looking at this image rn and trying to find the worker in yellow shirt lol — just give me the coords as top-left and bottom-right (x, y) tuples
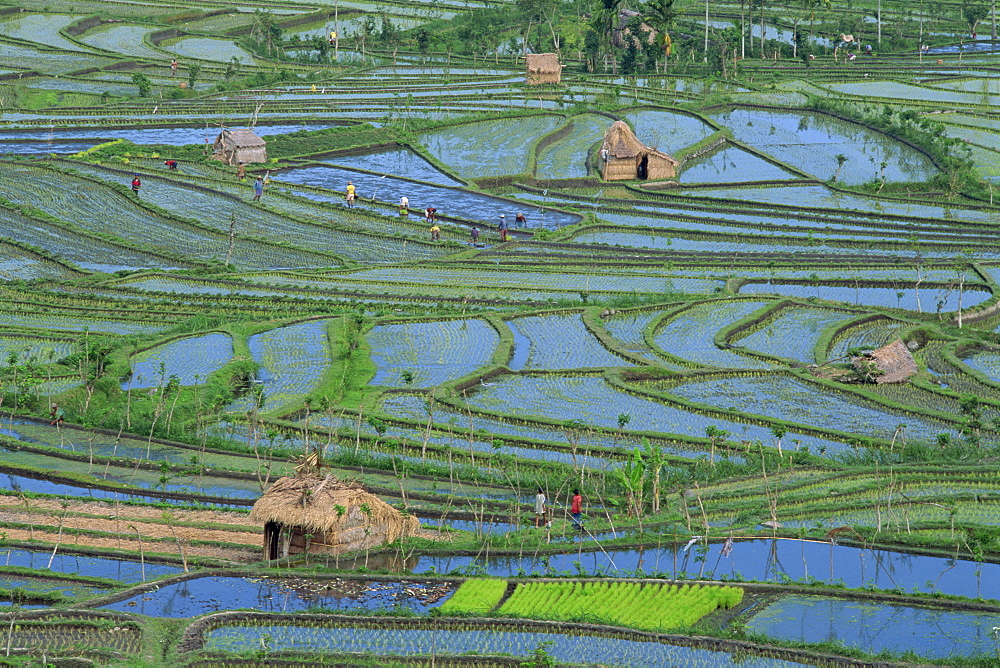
(345, 181), (356, 207)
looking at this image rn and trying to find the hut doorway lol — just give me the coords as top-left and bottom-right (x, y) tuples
(636, 154), (649, 180)
(264, 521), (282, 560)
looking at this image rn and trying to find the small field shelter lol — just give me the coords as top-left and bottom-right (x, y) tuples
(212, 128), (267, 166)
(250, 474), (420, 560)
(525, 53), (563, 85)
(600, 120), (678, 181)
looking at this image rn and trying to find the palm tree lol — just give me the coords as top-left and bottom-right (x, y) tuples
(643, 0), (676, 72)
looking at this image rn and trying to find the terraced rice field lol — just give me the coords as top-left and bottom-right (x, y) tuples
(3, 2), (1000, 665)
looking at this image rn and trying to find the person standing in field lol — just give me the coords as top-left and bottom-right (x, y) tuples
(534, 488), (547, 527)
(49, 403), (64, 426)
(470, 226), (480, 244)
(515, 212), (527, 228)
(345, 181), (356, 207)
(253, 176), (264, 201)
(131, 174), (141, 196)
(236, 162), (246, 181)
(399, 196), (409, 216)
(571, 489), (583, 530)
(170, 59), (178, 77)
(498, 214), (508, 242)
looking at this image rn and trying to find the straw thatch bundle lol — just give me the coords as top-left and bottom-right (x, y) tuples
(600, 121), (678, 181)
(525, 53), (563, 85)
(250, 474), (419, 558)
(851, 339), (917, 384)
(212, 128), (267, 166)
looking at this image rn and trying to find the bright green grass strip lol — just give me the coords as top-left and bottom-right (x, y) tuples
(497, 581), (743, 632)
(437, 578), (508, 615)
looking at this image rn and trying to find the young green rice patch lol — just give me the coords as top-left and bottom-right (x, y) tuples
(498, 581), (743, 632)
(437, 578), (508, 614)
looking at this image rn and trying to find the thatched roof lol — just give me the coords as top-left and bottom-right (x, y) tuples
(601, 121), (678, 163)
(216, 128), (265, 148)
(250, 474), (418, 539)
(526, 53), (562, 73)
(613, 9), (657, 48)
(852, 339), (917, 384)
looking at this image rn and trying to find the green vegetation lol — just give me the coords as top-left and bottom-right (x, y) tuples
(497, 581), (744, 631)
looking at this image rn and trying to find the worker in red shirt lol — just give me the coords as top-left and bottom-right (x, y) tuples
(571, 489), (583, 530)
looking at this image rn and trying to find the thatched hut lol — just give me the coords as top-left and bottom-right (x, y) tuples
(600, 120), (678, 181)
(212, 128), (267, 166)
(249, 474), (420, 560)
(525, 53), (563, 85)
(612, 9), (658, 49)
(852, 339), (917, 384)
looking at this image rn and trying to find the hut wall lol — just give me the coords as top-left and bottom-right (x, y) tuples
(525, 54), (561, 85)
(527, 69), (561, 85)
(233, 146), (267, 165)
(647, 154), (677, 179)
(603, 157), (637, 181)
(283, 525), (395, 556)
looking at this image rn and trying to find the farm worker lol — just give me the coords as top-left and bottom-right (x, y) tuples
(130, 174), (141, 195)
(400, 195), (409, 210)
(170, 59), (178, 76)
(571, 489), (583, 530)
(253, 176), (264, 201)
(164, 159), (178, 170)
(49, 404), (64, 426)
(329, 30), (337, 45)
(534, 488), (547, 527)
(425, 206), (437, 222)
(498, 214), (508, 242)
(345, 181), (356, 207)
(236, 162), (246, 181)
(470, 226), (480, 244)
(430, 224), (440, 241)
(515, 212), (527, 228)
(865, 44), (872, 55)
